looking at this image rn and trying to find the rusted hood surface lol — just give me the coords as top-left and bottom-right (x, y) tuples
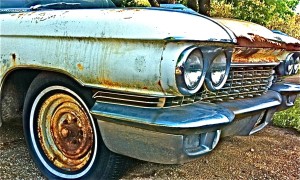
(214, 18), (300, 51)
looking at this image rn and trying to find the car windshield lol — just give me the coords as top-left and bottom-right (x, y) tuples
(0, 0), (115, 9)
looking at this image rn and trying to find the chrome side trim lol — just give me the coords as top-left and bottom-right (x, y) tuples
(231, 62), (280, 67)
(92, 90), (166, 108)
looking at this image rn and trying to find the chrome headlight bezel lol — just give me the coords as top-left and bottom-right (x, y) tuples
(205, 52), (231, 91)
(176, 47), (206, 95)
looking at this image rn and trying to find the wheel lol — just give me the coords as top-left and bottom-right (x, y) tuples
(23, 73), (128, 179)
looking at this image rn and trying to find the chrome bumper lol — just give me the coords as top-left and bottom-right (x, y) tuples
(270, 83), (300, 111)
(90, 83), (300, 164)
(91, 101), (233, 164)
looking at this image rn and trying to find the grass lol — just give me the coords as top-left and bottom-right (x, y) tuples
(273, 97), (300, 132)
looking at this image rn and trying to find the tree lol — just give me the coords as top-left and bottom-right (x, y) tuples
(187, 0), (210, 16)
(225, 0), (298, 25)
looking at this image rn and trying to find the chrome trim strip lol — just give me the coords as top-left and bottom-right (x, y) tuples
(95, 98), (159, 104)
(93, 90), (164, 99)
(231, 62), (280, 67)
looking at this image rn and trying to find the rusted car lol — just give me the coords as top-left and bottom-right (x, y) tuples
(1, 0), (299, 179)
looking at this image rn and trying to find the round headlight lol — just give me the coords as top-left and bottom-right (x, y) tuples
(176, 48), (205, 95)
(211, 54), (227, 86)
(206, 52), (230, 91)
(183, 51), (204, 90)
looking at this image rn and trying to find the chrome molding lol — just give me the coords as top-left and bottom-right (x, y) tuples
(92, 90), (166, 108)
(231, 62), (280, 67)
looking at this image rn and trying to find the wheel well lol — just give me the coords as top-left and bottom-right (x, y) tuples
(1, 69), (82, 123)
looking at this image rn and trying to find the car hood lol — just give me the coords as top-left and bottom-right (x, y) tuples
(214, 18), (300, 51)
(1, 8), (235, 43)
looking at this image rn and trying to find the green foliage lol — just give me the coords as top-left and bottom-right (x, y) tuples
(211, 0), (300, 39)
(273, 98), (300, 132)
(211, 0), (234, 18)
(267, 14), (300, 39)
(116, 0), (150, 7)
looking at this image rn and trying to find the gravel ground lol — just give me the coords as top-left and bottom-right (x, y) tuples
(0, 120), (299, 180)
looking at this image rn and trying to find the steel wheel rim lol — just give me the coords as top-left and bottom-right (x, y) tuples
(29, 86), (98, 179)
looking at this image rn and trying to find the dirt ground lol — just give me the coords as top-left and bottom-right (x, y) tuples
(0, 121), (299, 180)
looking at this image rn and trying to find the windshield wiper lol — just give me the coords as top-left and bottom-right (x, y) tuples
(30, 2), (81, 10)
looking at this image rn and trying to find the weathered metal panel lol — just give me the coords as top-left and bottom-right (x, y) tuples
(232, 47), (289, 63)
(0, 8), (236, 96)
(214, 18), (300, 51)
(0, 36), (165, 95)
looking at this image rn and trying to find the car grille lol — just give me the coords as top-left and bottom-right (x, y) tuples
(94, 64), (276, 108)
(164, 64), (275, 106)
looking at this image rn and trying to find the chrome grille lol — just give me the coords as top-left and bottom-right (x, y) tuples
(165, 64), (275, 106)
(199, 66), (274, 103)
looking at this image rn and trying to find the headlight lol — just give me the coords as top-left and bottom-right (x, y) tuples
(176, 47), (205, 95)
(184, 51), (203, 89)
(206, 52), (230, 91)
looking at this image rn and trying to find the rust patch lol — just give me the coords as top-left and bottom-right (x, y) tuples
(100, 79), (122, 87)
(214, 18), (300, 51)
(38, 12), (46, 16)
(17, 13), (24, 18)
(38, 93), (93, 171)
(11, 53), (16, 66)
(237, 35), (281, 48)
(232, 48), (283, 63)
(11, 53), (16, 61)
(157, 80), (162, 87)
(237, 34), (300, 51)
(77, 64), (84, 70)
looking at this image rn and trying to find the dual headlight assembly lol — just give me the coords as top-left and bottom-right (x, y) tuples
(176, 47), (230, 95)
(276, 53), (300, 76)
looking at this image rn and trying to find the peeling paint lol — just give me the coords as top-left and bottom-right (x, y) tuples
(232, 48), (287, 63)
(214, 18), (300, 51)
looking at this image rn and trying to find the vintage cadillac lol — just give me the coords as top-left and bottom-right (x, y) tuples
(0, 0), (300, 179)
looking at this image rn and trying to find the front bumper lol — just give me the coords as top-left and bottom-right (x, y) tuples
(90, 83), (300, 164)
